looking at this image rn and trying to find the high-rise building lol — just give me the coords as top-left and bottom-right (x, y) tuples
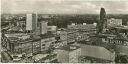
(26, 14), (38, 32)
(40, 21), (48, 34)
(97, 8), (107, 33)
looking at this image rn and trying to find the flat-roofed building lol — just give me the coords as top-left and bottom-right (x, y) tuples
(41, 36), (56, 51)
(4, 33), (42, 57)
(57, 45), (81, 63)
(67, 24), (96, 44)
(40, 21), (48, 34)
(80, 45), (115, 63)
(26, 14), (38, 32)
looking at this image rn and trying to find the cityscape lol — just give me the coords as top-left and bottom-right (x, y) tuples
(1, 0), (128, 63)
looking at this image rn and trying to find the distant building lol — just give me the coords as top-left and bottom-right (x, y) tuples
(57, 45), (81, 63)
(100, 33), (128, 46)
(93, 23), (97, 26)
(67, 24), (96, 33)
(83, 23), (87, 25)
(107, 18), (122, 27)
(99, 26), (128, 47)
(48, 26), (57, 34)
(48, 26), (57, 31)
(67, 24), (96, 44)
(122, 20), (128, 26)
(26, 14), (38, 32)
(40, 21), (48, 34)
(71, 23), (76, 25)
(114, 26), (128, 35)
(97, 8), (107, 33)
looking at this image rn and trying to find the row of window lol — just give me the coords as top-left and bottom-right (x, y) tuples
(103, 38), (128, 45)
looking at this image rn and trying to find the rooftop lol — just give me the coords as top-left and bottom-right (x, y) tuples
(58, 45), (80, 51)
(6, 32), (55, 44)
(81, 45), (115, 61)
(5, 33), (31, 42)
(39, 32), (54, 39)
(67, 24), (96, 30)
(8, 26), (25, 32)
(114, 26), (128, 30)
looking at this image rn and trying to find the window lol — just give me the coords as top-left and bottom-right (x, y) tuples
(42, 44), (45, 46)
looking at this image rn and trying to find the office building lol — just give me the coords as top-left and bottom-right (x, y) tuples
(67, 24), (96, 33)
(57, 45), (81, 63)
(97, 8), (107, 33)
(41, 36), (56, 51)
(26, 14), (38, 32)
(32, 35), (42, 55)
(67, 24), (96, 44)
(40, 21), (48, 34)
(4, 33), (42, 57)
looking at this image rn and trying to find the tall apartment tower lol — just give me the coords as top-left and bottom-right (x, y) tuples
(97, 8), (107, 33)
(26, 14), (38, 33)
(40, 21), (48, 34)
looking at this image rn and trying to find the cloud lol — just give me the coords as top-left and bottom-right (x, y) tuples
(1, 0), (128, 14)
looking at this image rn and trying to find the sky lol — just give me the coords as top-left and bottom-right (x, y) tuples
(1, 0), (128, 14)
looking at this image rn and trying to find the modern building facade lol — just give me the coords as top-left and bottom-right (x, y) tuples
(97, 8), (107, 33)
(40, 21), (48, 34)
(26, 14), (38, 33)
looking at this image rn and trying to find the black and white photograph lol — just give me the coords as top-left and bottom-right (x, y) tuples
(1, 0), (128, 63)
